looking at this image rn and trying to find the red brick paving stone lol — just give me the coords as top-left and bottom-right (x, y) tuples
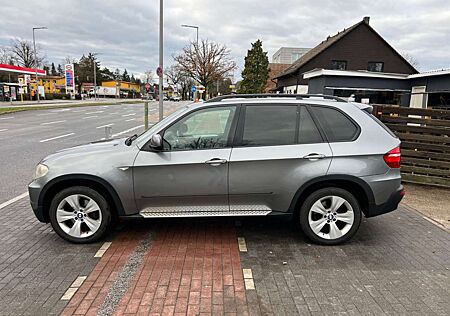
(61, 230), (145, 315)
(113, 220), (249, 315)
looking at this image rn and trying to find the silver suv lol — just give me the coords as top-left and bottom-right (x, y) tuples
(29, 94), (404, 245)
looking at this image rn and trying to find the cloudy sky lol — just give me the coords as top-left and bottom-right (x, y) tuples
(0, 0), (449, 80)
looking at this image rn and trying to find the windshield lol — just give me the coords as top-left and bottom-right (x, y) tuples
(136, 106), (188, 139)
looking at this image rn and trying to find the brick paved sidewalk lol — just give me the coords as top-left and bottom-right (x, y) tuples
(1, 197), (449, 316)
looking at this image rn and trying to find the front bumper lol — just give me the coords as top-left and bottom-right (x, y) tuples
(28, 180), (47, 223)
(366, 185), (404, 217)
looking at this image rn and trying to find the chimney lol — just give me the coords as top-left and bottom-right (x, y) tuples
(363, 16), (370, 24)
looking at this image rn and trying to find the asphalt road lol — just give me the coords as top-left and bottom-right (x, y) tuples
(0, 101), (189, 204)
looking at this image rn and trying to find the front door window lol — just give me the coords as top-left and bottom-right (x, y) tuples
(163, 106), (236, 151)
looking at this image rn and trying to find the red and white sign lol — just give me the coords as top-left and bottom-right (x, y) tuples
(156, 66), (163, 77)
(65, 64), (76, 93)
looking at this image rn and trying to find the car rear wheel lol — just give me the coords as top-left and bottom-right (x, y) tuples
(299, 187), (361, 245)
(49, 186), (111, 243)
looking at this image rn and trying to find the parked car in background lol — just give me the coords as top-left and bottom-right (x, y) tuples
(29, 94), (404, 245)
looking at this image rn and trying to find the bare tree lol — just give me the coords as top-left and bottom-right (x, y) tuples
(63, 56), (77, 65)
(0, 46), (13, 64)
(402, 52), (420, 70)
(11, 38), (45, 68)
(165, 65), (184, 86)
(174, 39), (236, 91)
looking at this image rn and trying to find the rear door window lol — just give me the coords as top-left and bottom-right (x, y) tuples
(310, 106), (359, 142)
(241, 105), (297, 146)
(299, 106), (323, 144)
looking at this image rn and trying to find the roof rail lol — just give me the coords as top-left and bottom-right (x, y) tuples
(204, 93), (347, 103)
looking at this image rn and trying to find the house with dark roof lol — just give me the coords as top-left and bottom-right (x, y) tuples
(275, 17), (417, 94)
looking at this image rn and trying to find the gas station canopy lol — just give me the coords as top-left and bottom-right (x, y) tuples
(0, 63), (46, 76)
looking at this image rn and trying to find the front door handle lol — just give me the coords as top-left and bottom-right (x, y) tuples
(303, 153), (326, 161)
(205, 158), (227, 166)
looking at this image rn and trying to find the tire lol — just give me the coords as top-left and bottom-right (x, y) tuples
(299, 187), (361, 245)
(49, 186), (111, 243)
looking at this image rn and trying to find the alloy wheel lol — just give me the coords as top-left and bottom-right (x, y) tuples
(56, 194), (102, 238)
(307, 195), (354, 240)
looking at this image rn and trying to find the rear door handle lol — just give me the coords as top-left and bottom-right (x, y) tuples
(303, 153), (326, 160)
(205, 158), (227, 166)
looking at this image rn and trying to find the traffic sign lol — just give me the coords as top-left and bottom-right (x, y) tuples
(156, 66), (163, 77)
(191, 86), (197, 93)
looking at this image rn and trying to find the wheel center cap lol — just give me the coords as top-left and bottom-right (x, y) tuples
(77, 213), (84, 218)
(327, 213), (335, 221)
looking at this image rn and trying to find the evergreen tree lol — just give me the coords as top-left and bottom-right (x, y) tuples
(51, 62), (57, 75)
(130, 74), (136, 83)
(57, 64), (63, 75)
(238, 40), (269, 94)
(122, 69), (130, 82)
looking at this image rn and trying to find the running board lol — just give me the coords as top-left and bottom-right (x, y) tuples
(139, 210), (272, 218)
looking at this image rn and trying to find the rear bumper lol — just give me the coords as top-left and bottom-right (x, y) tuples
(366, 185), (404, 217)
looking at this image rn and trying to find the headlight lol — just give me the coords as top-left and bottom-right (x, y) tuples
(34, 164), (49, 180)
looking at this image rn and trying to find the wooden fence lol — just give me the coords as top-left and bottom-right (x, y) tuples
(372, 105), (450, 187)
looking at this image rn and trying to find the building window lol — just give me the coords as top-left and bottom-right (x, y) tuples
(291, 53), (300, 63)
(368, 62), (384, 72)
(331, 60), (347, 70)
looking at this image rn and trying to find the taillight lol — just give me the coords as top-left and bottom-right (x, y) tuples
(384, 146), (401, 168)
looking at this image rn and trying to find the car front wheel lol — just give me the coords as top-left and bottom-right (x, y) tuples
(299, 187), (361, 245)
(49, 186), (111, 243)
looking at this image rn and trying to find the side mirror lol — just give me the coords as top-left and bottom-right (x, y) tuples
(149, 134), (163, 151)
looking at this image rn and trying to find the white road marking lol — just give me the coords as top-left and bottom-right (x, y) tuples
(96, 123), (114, 129)
(86, 110), (104, 114)
(0, 129), (8, 132)
(94, 242), (112, 258)
(243, 268), (255, 290)
(51, 108), (71, 112)
(122, 113), (136, 117)
(112, 125), (144, 137)
(61, 276), (87, 300)
(39, 133), (75, 143)
(41, 120), (66, 125)
(0, 192), (29, 210)
(109, 112), (119, 115)
(72, 109), (86, 112)
(0, 116), (14, 120)
(237, 237), (248, 252)
(37, 112), (57, 116)
(125, 118), (135, 122)
(83, 115), (98, 119)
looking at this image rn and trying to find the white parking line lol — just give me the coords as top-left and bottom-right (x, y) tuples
(83, 115), (98, 119)
(86, 110), (104, 114)
(112, 125), (144, 137)
(61, 276), (87, 300)
(39, 133), (75, 143)
(122, 113), (136, 117)
(237, 237), (248, 252)
(243, 268), (255, 290)
(0, 116), (14, 120)
(0, 192), (29, 210)
(94, 242), (112, 258)
(96, 123), (114, 129)
(0, 129), (8, 132)
(40, 120), (66, 125)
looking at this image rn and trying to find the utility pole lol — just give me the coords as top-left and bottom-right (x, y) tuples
(181, 24), (199, 47)
(92, 53), (101, 100)
(158, 0), (164, 121)
(32, 26), (47, 103)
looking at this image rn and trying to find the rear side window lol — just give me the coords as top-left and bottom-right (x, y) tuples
(364, 111), (397, 138)
(299, 106), (323, 144)
(241, 105), (297, 146)
(310, 106), (359, 142)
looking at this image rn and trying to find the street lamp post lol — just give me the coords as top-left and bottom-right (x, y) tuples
(91, 53), (101, 100)
(181, 24), (199, 100)
(158, 0), (164, 121)
(181, 24), (199, 47)
(32, 26), (47, 103)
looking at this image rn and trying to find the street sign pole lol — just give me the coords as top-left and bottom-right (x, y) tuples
(158, 0), (164, 122)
